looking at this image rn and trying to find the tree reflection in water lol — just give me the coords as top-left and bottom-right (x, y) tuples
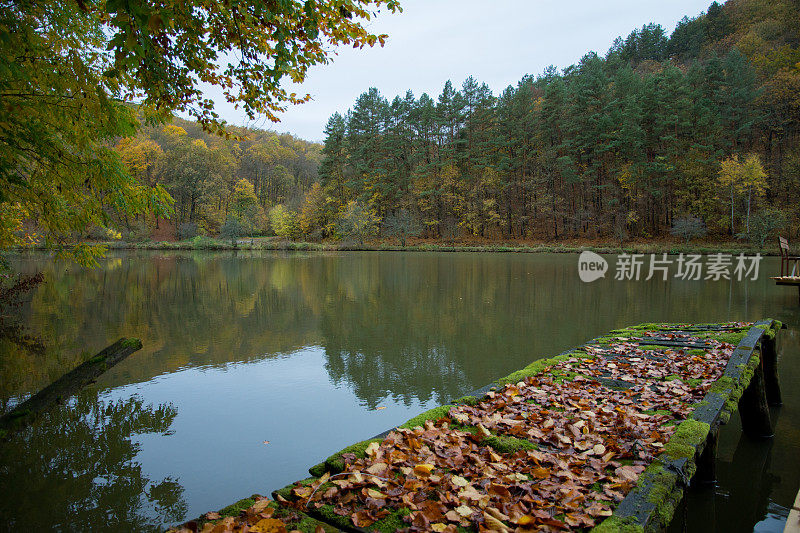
(0, 388), (185, 531)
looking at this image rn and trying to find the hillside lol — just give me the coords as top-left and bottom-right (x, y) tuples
(306, 0), (799, 244)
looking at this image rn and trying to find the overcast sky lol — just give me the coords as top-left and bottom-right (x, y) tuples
(202, 0), (714, 142)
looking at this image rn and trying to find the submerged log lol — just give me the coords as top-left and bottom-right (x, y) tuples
(0, 338), (142, 436)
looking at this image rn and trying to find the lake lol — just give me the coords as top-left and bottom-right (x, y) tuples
(0, 250), (798, 532)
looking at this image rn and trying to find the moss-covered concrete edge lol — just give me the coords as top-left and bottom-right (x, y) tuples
(593, 320), (776, 532)
(494, 350), (592, 386)
(272, 477), (410, 533)
(170, 494), (337, 533)
(311, 404), (456, 475)
(591, 419), (709, 533)
(310, 504), (411, 533)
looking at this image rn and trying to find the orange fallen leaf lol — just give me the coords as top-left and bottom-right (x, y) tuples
(251, 518), (288, 533)
(413, 463), (435, 477)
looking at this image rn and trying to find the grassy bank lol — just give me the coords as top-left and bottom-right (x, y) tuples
(36, 236), (778, 255)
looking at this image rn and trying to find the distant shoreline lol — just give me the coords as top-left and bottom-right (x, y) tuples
(14, 237), (778, 256)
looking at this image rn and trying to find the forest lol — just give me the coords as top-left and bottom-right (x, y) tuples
(110, 0), (799, 245)
(109, 119), (322, 242)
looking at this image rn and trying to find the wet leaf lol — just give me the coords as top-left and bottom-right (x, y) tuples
(250, 518), (287, 533)
(413, 463), (435, 477)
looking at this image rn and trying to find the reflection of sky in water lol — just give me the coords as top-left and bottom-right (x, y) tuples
(1, 251), (800, 531)
(753, 502), (790, 532)
(106, 347), (441, 525)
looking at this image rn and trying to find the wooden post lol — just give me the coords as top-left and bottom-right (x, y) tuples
(738, 360), (773, 439)
(693, 427), (719, 485)
(760, 339), (782, 406)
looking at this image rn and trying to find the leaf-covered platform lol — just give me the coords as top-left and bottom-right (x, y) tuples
(172, 320), (782, 533)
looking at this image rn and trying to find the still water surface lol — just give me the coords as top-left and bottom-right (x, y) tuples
(0, 251), (798, 531)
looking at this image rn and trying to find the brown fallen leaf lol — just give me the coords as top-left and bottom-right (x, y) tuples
(250, 499), (271, 514)
(251, 517), (288, 533)
(351, 510), (376, 528)
(413, 463), (435, 477)
(483, 510), (511, 532)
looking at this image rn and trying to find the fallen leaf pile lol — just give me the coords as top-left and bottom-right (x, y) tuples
(279, 325), (749, 532)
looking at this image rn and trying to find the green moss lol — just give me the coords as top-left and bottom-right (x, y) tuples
(281, 504), (339, 533)
(643, 409), (673, 416)
(308, 462), (326, 477)
(639, 463), (683, 527)
(591, 515), (645, 533)
(481, 435), (538, 453)
(193, 495), (336, 532)
(273, 477), (318, 501)
(218, 495), (259, 517)
(688, 349), (706, 356)
(638, 344), (673, 351)
(763, 321), (781, 340)
(710, 353), (760, 417)
(709, 375), (736, 395)
(662, 419), (710, 460)
(629, 323), (667, 331)
(120, 338), (142, 349)
(453, 395), (479, 406)
(312, 504), (411, 533)
(323, 437), (382, 473)
(312, 504), (357, 531)
(697, 331), (747, 345)
(398, 404), (454, 429)
(496, 351), (590, 385)
(553, 369), (580, 383)
(371, 507), (412, 533)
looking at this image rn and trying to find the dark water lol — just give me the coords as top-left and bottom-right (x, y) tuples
(0, 250), (798, 532)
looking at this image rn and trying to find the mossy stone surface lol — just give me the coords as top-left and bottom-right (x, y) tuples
(481, 434), (538, 453)
(453, 395), (479, 406)
(591, 515), (645, 533)
(495, 351), (591, 385)
(398, 404), (454, 429)
(217, 495), (259, 517)
(312, 503), (410, 533)
(662, 419), (710, 460)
